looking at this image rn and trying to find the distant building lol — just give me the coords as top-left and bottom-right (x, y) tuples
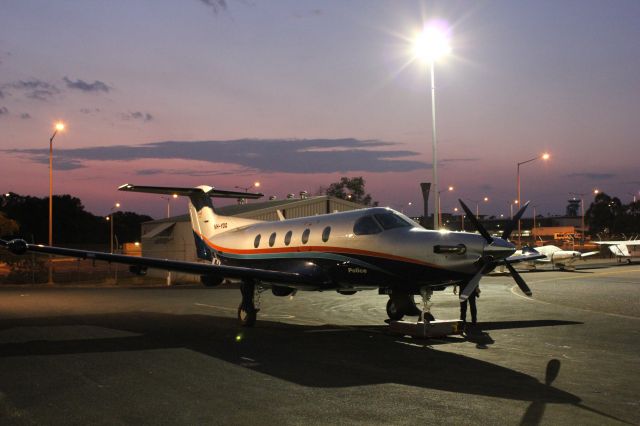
(140, 195), (365, 283)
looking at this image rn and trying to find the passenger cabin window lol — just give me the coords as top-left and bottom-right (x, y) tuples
(254, 234), (261, 248)
(269, 232), (276, 247)
(353, 216), (382, 235)
(301, 228), (310, 244)
(322, 226), (331, 242)
(284, 230), (292, 246)
(374, 212), (412, 230)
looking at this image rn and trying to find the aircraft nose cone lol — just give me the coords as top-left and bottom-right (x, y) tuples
(484, 238), (516, 259)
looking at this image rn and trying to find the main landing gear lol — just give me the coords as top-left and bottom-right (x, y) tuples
(238, 279), (260, 327)
(386, 291), (435, 322)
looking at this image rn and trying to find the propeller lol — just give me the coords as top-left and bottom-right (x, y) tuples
(457, 199), (533, 300)
(501, 201), (530, 241)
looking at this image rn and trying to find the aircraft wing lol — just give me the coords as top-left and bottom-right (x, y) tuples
(504, 253), (546, 263)
(0, 239), (326, 286)
(592, 240), (640, 246)
(580, 251), (599, 258)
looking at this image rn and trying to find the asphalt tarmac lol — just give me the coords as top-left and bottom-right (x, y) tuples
(0, 262), (638, 425)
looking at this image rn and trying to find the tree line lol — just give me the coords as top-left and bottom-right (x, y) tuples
(0, 193), (152, 246)
(585, 192), (640, 237)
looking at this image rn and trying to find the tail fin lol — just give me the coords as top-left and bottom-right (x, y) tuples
(118, 184), (263, 260)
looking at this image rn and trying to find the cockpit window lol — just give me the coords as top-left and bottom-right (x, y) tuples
(353, 216), (382, 235)
(374, 212), (413, 230)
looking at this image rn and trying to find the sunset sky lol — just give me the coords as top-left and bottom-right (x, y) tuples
(1, 1), (639, 219)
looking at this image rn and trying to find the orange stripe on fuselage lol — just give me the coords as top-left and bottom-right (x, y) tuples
(195, 230), (439, 268)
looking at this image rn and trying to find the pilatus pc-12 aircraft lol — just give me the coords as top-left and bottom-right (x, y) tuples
(1, 184), (543, 327)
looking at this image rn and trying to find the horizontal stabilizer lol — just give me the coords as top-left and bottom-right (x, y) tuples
(118, 184), (263, 199)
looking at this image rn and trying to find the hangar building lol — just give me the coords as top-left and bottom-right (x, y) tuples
(140, 196), (365, 283)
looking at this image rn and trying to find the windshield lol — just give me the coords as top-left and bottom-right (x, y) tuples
(374, 212), (413, 230)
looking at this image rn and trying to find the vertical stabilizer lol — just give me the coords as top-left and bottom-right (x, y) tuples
(118, 183), (263, 260)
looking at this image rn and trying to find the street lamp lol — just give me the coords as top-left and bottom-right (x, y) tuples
(517, 152), (549, 246)
(48, 121), (65, 247)
(235, 181), (261, 193)
(47, 121), (65, 284)
(235, 182), (260, 204)
(437, 185), (454, 229)
(161, 194), (178, 218)
(467, 196), (489, 218)
(109, 202), (121, 254)
(569, 193), (586, 246)
(412, 22), (451, 230)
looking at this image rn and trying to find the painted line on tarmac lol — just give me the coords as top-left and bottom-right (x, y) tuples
(524, 267), (640, 285)
(194, 302), (235, 312)
(509, 285), (640, 321)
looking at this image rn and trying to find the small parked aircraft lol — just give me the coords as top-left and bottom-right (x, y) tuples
(1, 184), (543, 327)
(508, 245), (599, 271)
(592, 239), (640, 263)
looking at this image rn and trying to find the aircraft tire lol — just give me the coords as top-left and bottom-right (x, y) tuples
(237, 304), (257, 327)
(386, 298), (404, 321)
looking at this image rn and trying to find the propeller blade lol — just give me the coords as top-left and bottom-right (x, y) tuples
(501, 201), (530, 241)
(504, 261), (532, 296)
(459, 268), (482, 302)
(458, 199), (493, 244)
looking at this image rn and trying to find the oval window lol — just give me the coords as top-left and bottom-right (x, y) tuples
(269, 232), (276, 247)
(322, 226), (331, 242)
(284, 230), (292, 246)
(301, 228), (310, 244)
(254, 234), (261, 248)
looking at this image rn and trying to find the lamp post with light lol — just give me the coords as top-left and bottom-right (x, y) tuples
(161, 194), (178, 218)
(49, 122), (65, 248)
(412, 23), (451, 230)
(235, 182), (261, 204)
(47, 122), (65, 284)
(437, 186), (454, 229)
(109, 202), (121, 254)
(517, 152), (549, 246)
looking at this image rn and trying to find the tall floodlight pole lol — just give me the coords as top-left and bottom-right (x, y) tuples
(569, 192), (585, 246)
(517, 152), (549, 247)
(48, 122), (65, 284)
(412, 23), (451, 229)
(110, 202), (121, 254)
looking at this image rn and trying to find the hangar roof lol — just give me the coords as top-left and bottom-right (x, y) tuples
(144, 195), (365, 224)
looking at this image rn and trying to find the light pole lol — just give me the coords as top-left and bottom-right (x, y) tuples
(48, 122), (65, 248)
(437, 186), (454, 229)
(412, 23), (451, 230)
(517, 152), (549, 247)
(569, 193), (586, 246)
(454, 207), (464, 231)
(235, 182), (260, 204)
(47, 122), (65, 284)
(161, 194), (178, 218)
(109, 202), (121, 254)
(467, 196), (489, 218)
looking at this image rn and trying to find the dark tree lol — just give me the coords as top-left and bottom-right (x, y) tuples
(0, 193), (152, 245)
(585, 192), (624, 236)
(325, 177), (377, 206)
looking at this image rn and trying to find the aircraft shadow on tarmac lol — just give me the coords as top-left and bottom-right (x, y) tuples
(0, 313), (587, 404)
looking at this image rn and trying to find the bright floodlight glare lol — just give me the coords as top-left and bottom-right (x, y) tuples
(115, 202), (121, 208)
(542, 153), (550, 160)
(254, 182), (261, 188)
(413, 25), (451, 62)
(172, 193), (178, 198)
(483, 196), (489, 202)
(448, 186), (454, 191)
(55, 122), (65, 131)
